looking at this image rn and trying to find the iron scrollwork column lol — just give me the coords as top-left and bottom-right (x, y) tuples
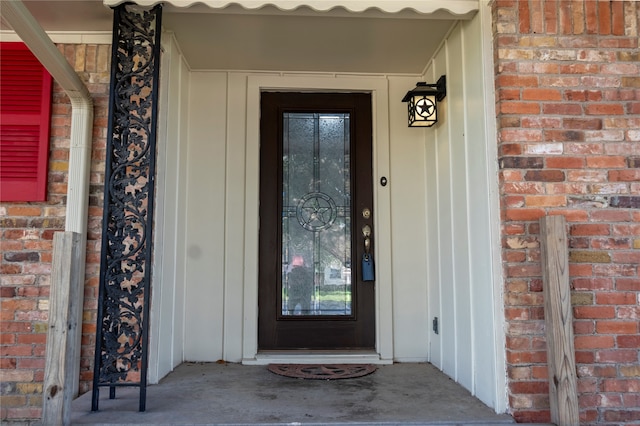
(92, 3), (162, 413)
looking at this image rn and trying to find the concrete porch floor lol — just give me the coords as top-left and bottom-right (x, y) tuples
(71, 362), (516, 426)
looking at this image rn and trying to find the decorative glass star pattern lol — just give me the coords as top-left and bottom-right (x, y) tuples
(296, 192), (337, 231)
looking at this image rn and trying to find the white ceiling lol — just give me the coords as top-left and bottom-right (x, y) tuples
(4, 1), (470, 74)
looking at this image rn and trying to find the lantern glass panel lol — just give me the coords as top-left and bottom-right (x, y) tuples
(409, 94), (437, 127)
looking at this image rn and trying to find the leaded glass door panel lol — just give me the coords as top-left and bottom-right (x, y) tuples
(258, 92), (374, 350)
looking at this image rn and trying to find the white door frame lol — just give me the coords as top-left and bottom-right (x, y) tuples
(241, 75), (393, 364)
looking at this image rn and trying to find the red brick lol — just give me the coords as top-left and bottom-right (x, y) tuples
(501, 102), (541, 115)
(499, 88), (521, 101)
(611, 1), (625, 36)
(565, 90), (602, 102)
(617, 335), (640, 348)
(604, 409), (640, 422)
(510, 381), (549, 395)
(542, 0), (557, 34)
(596, 321), (638, 334)
(612, 224), (640, 237)
(513, 410), (551, 424)
(573, 320), (595, 335)
(506, 264), (542, 278)
(544, 129), (583, 142)
(522, 88), (562, 101)
(590, 210), (632, 222)
(563, 118), (602, 130)
(572, 278), (614, 291)
(609, 169), (640, 181)
(531, 366), (547, 380)
(1, 345), (34, 356)
(585, 156), (627, 168)
(500, 128), (543, 142)
(603, 378), (640, 393)
(542, 103), (582, 115)
(505, 208), (546, 221)
(5, 207), (43, 216)
(591, 238), (631, 250)
(6, 407), (42, 420)
(16, 357), (45, 369)
(497, 75), (539, 88)
(585, 104), (625, 115)
(598, 1), (611, 35)
(16, 333), (46, 345)
(616, 278), (640, 291)
(617, 306), (640, 320)
(545, 157), (584, 169)
(613, 251), (640, 264)
(594, 265), (637, 279)
(575, 350), (596, 364)
(525, 195), (566, 207)
(574, 335), (615, 349)
(570, 224), (610, 236)
(596, 292), (637, 306)
(500, 143), (522, 155)
(574, 306), (615, 319)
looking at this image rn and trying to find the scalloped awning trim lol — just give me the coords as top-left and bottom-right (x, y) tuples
(102, 1), (479, 18)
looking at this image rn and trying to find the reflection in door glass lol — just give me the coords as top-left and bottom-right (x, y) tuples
(282, 113), (352, 316)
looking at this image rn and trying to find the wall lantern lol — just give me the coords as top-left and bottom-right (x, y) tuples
(401, 76), (447, 127)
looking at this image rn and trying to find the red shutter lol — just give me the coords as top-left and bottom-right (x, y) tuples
(0, 42), (52, 202)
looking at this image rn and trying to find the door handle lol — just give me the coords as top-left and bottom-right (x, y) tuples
(361, 225), (374, 281)
(362, 225), (371, 254)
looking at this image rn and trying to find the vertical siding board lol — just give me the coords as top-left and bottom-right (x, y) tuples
(164, 37), (188, 373)
(463, 12), (500, 408)
(149, 33), (178, 382)
(389, 77), (429, 361)
(425, 64), (442, 368)
(184, 72), (227, 361)
(173, 56), (189, 366)
(224, 72), (250, 362)
(433, 42), (456, 379)
(447, 23), (473, 390)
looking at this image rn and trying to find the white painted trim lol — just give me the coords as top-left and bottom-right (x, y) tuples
(242, 74), (393, 364)
(105, 0), (479, 18)
(0, 30), (112, 44)
(479, 0), (507, 414)
(245, 352), (392, 365)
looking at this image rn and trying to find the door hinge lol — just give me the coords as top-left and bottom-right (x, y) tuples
(432, 317), (439, 335)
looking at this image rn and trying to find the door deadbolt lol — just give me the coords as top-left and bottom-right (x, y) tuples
(362, 208), (371, 219)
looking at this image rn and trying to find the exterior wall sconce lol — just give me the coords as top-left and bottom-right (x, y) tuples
(401, 76), (446, 127)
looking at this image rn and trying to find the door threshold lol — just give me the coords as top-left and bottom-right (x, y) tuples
(243, 350), (392, 365)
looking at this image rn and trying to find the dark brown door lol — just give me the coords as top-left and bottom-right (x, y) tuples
(258, 92), (375, 350)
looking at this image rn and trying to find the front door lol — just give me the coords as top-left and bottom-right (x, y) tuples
(258, 92), (375, 350)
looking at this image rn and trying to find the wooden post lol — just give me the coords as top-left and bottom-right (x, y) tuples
(539, 215), (579, 426)
(42, 231), (82, 426)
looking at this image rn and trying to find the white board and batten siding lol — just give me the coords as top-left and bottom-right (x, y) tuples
(149, 4), (505, 412)
(424, 8), (505, 411)
(149, 33), (190, 382)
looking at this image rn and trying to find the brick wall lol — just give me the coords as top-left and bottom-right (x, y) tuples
(493, 1), (640, 424)
(0, 44), (109, 424)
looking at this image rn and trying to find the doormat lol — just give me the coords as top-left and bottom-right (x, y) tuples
(268, 364), (377, 380)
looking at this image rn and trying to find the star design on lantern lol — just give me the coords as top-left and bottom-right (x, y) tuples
(416, 97), (435, 118)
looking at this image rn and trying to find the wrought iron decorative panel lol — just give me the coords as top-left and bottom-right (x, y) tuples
(92, 3), (162, 412)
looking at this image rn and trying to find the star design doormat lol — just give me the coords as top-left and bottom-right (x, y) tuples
(267, 364), (377, 380)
